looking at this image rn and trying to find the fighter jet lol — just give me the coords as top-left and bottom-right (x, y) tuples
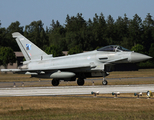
(1, 32), (152, 86)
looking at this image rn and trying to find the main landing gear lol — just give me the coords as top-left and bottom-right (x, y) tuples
(51, 79), (60, 86)
(51, 78), (85, 86)
(77, 78), (85, 86)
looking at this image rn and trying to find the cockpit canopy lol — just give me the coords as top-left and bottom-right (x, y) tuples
(97, 45), (131, 52)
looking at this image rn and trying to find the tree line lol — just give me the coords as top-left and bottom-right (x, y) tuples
(0, 13), (154, 68)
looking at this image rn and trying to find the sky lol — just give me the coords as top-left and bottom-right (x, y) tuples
(0, 0), (154, 28)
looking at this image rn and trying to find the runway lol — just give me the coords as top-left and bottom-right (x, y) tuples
(0, 84), (154, 97)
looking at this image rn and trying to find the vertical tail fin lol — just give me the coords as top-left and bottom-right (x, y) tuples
(12, 32), (47, 61)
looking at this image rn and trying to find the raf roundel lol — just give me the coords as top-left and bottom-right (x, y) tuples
(26, 44), (31, 50)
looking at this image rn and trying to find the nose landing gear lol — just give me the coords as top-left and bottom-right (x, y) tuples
(102, 72), (109, 85)
(102, 79), (108, 85)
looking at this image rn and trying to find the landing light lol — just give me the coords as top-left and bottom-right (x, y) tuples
(147, 90), (153, 99)
(91, 91), (99, 97)
(134, 92), (142, 99)
(112, 92), (120, 98)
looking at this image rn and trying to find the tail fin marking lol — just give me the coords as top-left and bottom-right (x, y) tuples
(12, 32), (47, 61)
(16, 37), (31, 60)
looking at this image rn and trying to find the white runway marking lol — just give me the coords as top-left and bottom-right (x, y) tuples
(0, 84), (154, 96)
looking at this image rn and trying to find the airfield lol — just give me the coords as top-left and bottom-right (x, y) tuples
(0, 69), (154, 120)
(0, 69), (154, 97)
(0, 79), (154, 97)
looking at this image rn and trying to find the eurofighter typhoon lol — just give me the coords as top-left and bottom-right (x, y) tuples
(1, 32), (152, 86)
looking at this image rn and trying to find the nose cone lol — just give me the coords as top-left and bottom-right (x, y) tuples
(131, 52), (152, 62)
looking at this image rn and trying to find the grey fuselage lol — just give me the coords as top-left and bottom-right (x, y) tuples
(28, 50), (130, 70)
(25, 50), (131, 78)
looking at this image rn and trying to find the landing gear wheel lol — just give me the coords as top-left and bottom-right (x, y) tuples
(102, 80), (108, 85)
(51, 79), (59, 86)
(77, 78), (85, 86)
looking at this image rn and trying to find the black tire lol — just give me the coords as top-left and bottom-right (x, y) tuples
(102, 80), (108, 85)
(51, 79), (59, 86)
(77, 78), (84, 86)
